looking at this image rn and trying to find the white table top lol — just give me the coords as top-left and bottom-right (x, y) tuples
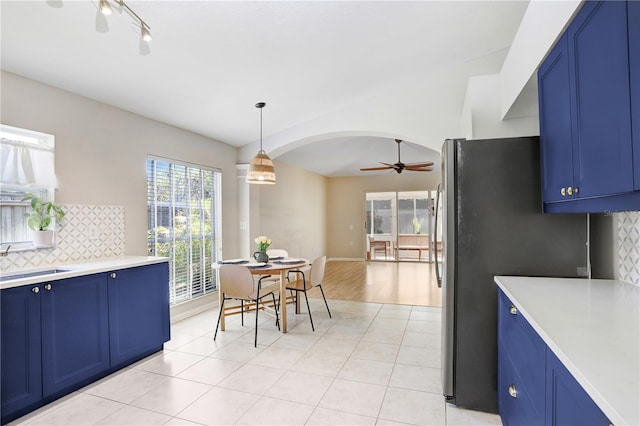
(0, 256), (169, 290)
(494, 276), (639, 426)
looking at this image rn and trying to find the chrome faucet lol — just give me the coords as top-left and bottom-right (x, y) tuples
(0, 245), (11, 257)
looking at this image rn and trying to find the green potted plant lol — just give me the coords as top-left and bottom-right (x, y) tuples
(22, 193), (65, 247)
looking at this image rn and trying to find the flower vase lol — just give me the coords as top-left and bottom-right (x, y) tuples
(253, 251), (269, 263)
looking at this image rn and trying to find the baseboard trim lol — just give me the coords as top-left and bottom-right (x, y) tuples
(170, 292), (219, 323)
(328, 257), (365, 262)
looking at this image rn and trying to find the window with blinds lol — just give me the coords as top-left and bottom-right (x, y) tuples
(146, 157), (222, 305)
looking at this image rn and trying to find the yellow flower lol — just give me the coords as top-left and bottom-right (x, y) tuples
(254, 236), (272, 251)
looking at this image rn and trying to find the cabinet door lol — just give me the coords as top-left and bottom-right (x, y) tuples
(41, 274), (110, 397)
(1, 285), (42, 419)
(546, 349), (610, 426)
(538, 33), (575, 203)
(108, 263), (170, 366)
(568, 0), (634, 198)
(629, 0), (640, 190)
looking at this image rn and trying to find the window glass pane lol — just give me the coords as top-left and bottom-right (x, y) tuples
(147, 158), (221, 306)
(372, 199), (392, 234)
(1, 124), (55, 248)
(397, 198), (414, 234)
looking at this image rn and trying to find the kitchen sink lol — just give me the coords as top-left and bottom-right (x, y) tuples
(0, 268), (72, 282)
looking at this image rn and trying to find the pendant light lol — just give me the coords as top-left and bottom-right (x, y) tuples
(246, 102), (276, 184)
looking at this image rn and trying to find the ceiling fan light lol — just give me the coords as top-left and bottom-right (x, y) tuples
(246, 151), (276, 184)
(99, 0), (113, 15)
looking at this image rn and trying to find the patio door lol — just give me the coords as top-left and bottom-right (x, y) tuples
(365, 192), (396, 260)
(365, 191), (439, 262)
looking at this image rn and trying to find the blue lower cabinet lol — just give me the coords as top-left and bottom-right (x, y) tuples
(40, 274), (110, 397)
(498, 290), (611, 426)
(108, 263), (170, 366)
(498, 341), (543, 426)
(546, 350), (611, 426)
(0, 285), (42, 419)
(497, 290), (545, 425)
(1, 262), (169, 423)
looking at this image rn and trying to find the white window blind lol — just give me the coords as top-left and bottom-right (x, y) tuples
(146, 157), (222, 305)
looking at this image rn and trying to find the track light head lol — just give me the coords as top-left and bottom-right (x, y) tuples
(99, 0), (113, 16)
(141, 24), (152, 42)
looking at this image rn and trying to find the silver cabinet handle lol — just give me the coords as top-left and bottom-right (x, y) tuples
(574, 187), (579, 195)
(32, 286), (39, 294)
(110, 273), (117, 279)
(509, 305), (517, 315)
(44, 284), (52, 291)
(508, 384), (518, 398)
(567, 186), (573, 196)
(560, 187), (566, 196)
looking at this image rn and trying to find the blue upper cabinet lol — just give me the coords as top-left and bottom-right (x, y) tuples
(568, 0), (633, 198)
(538, 34), (574, 203)
(538, 0), (640, 212)
(630, 0), (640, 190)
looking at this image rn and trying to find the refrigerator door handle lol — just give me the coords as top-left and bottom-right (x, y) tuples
(434, 183), (442, 287)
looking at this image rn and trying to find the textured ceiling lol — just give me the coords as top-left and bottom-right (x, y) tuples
(0, 1), (529, 176)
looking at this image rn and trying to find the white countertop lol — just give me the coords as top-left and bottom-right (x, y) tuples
(494, 276), (639, 426)
(0, 256), (169, 290)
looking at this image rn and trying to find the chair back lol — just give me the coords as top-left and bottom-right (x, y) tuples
(267, 248), (289, 258)
(310, 256), (326, 288)
(219, 264), (255, 299)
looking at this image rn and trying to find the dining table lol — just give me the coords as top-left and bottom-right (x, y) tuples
(214, 258), (309, 333)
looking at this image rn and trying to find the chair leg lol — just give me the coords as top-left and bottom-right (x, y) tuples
(302, 289), (315, 332)
(214, 297), (226, 340)
(318, 285), (332, 318)
(272, 293), (280, 330)
(241, 300), (244, 326)
(254, 297), (260, 348)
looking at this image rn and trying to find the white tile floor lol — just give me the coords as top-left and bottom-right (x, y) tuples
(9, 299), (503, 426)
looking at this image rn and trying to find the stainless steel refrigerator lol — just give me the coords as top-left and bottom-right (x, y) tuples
(435, 137), (588, 413)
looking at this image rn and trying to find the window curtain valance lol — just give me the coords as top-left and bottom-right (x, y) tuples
(0, 137), (57, 188)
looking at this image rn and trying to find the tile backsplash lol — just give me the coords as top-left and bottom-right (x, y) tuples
(0, 204), (125, 272)
(618, 211), (640, 286)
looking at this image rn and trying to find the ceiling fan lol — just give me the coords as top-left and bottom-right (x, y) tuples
(360, 139), (435, 174)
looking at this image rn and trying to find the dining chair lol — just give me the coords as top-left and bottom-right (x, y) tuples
(214, 264), (279, 347)
(284, 256), (331, 331)
(257, 248), (290, 289)
(368, 236), (388, 260)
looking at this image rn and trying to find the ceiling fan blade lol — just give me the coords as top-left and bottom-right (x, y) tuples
(380, 162), (397, 168)
(405, 161), (435, 167)
(360, 166), (394, 171)
(405, 166), (433, 172)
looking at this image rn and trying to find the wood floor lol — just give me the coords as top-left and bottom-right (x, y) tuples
(307, 260), (442, 307)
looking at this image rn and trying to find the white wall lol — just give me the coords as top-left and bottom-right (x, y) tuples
(499, 0), (583, 119)
(462, 74), (539, 140)
(247, 160), (327, 260)
(1, 71), (240, 257)
(327, 172), (440, 259)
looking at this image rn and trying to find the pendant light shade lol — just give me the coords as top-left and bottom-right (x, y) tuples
(246, 102), (276, 185)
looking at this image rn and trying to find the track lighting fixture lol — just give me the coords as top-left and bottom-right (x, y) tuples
(99, 0), (112, 15)
(246, 102), (276, 185)
(99, 0), (152, 43)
